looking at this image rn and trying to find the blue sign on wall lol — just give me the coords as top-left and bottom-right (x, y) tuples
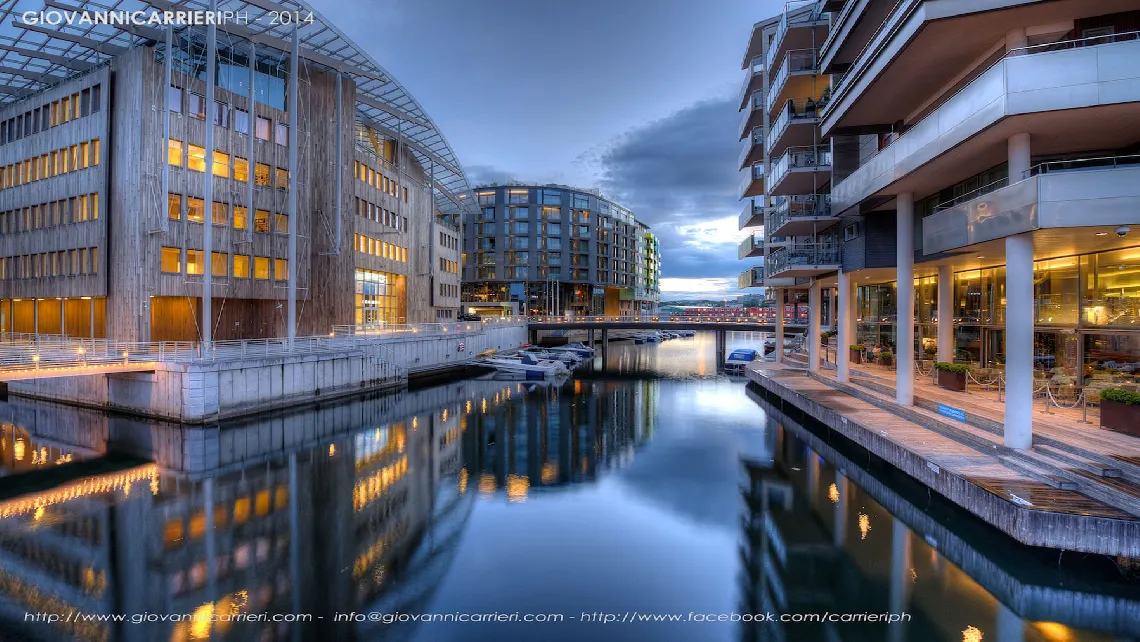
(938, 403), (967, 422)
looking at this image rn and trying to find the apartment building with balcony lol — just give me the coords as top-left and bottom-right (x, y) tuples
(754, 0), (1140, 448)
(0, 3), (470, 344)
(738, 1), (840, 340)
(461, 185), (660, 317)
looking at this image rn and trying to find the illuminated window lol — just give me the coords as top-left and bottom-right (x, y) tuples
(161, 247), (181, 273)
(233, 497), (251, 524)
(234, 157), (249, 182)
(254, 209), (270, 233)
(187, 197), (204, 223)
(167, 193), (181, 220)
(254, 162), (270, 186)
(212, 150), (230, 177)
(254, 489), (271, 516)
(233, 206), (248, 230)
(187, 144), (206, 172)
(188, 511), (206, 539)
(186, 250), (204, 275)
(254, 257), (269, 279)
(163, 518), (184, 549)
(274, 258), (288, 280)
(212, 252), (227, 277)
(232, 254), (249, 278)
(274, 485), (288, 510)
(275, 168), (289, 190)
(211, 201), (227, 225)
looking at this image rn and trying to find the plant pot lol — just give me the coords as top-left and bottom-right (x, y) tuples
(849, 349), (862, 364)
(1100, 399), (1140, 437)
(878, 357), (894, 369)
(936, 369), (966, 392)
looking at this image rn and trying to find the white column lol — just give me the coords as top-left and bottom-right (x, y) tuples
(937, 265), (954, 363)
(774, 288), (785, 364)
(896, 193), (915, 406)
(202, 0), (216, 347)
(1005, 232), (1034, 448)
(837, 271), (853, 382)
(808, 280), (821, 372)
(286, 23), (299, 344)
(828, 287), (837, 330)
(1008, 132), (1031, 182)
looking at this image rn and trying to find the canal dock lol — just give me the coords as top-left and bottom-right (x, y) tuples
(746, 362), (1140, 557)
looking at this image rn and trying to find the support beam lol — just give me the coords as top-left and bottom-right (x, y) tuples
(202, 5), (216, 347)
(246, 41), (256, 244)
(937, 265), (954, 363)
(1005, 232), (1034, 449)
(161, 25), (172, 234)
(838, 271), (853, 383)
(774, 289), (785, 364)
(0, 43), (96, 71)
(896, 194), (915, 406)
(808, 280), (820, 372)
(286, 23), (299, 345)
(334, 72), (343, 254)
(1008, 132), (1031, 182)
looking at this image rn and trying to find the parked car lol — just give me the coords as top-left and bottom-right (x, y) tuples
(458, 313), (482, 321)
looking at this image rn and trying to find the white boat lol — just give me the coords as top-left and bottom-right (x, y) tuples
(520, 346), (581, 365)
(643, 331), (663, 343)
(479, 354), (569, 378)
(677, 330), (696, 337)
(547, 342), (595, 358)
(725, 348), (760, 374)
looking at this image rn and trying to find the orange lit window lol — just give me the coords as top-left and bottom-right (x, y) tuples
(255, 489), (270, 516)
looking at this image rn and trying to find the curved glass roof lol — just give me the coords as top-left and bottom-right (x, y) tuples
(0, 0), (474, 214)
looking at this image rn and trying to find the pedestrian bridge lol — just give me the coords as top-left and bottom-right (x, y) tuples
(525, 315), (809, 334)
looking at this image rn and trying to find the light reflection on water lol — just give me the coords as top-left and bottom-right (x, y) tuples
(0, 335), (1133, 642)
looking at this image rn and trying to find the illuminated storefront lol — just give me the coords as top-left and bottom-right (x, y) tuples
(354, 269), (406, 326)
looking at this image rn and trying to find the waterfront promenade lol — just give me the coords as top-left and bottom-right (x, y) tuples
(746, 362), (1140, 556)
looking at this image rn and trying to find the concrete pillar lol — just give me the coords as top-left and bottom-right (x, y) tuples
(286, 22), (299, 343)
(1008, 132), (1031, 182)
(808, 280), (821, 372)
(837, 271), (853, 382)
(828, 287), (837, 330)
(1005, 233), (1034, 449)
(896, 194), (915, 406)
(89, 298), (95, 339)
(774, 289), (785, 364)
(937, 265), (954, 363)
(33, 299), (38, 334)
(1006, 27), (1028, 52)
(60, 299), (65, 337)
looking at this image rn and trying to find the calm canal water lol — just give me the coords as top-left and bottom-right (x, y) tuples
(0, 333), (1136, 642)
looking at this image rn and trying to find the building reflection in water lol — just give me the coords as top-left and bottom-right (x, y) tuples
(0, 373), (660, 642)
(739, 397), (1138, 642)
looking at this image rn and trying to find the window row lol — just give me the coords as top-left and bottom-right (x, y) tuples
(167, 194), (289, 233)
(439, 232), (458, 250)
(0, 248), (98, 280)
(167, 85), (287, 145)
(160, 247), (288, 280)
(354, 161), (408, 203)
(439, 258), (459, 274)
(0, 193), (99, 234)
(355, 197), (407, 233)
(439, 283), (458, 298)
(354, 233), (408, 263)
(0, 85), (101, 146)
(0, 139), (101, 190)
(167, 139), (289, 188)
(475, 190), (592, 209)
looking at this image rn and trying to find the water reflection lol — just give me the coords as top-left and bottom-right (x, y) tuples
(0, 338), (1133, 642)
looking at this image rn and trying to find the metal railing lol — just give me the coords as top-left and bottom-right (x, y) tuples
(739, 199), (765, 229)
(738, 233), (764, 260)
(768, 49), (819, 113)
(767, 244), (841, 276)
(768, 96), (828, 151)
(738, 128), (764, 168)
(769, 145), (832, 188)
(739, 91), (764, 136)
(738, 57), (766, 105)
(770, 194), (833, 229)
(931, 177), (1009, 213)
(1025, 153), (1140, 178)
(739, 266), (765, 289)
(739, 162), (766, 197)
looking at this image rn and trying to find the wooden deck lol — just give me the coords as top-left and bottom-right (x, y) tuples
(746, 363), (1140, 556)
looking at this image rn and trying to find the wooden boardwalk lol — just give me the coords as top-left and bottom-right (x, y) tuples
(746, 363), (1140, 556)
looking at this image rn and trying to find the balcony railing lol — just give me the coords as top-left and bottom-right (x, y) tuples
(738, 57), (766, 105)
(739, 199), (765, 229)
(769, 194), (833, 231)
(739, 266), (766, 289)
(767, 96), (828, 151)
(768, 49), (818, 112)
(739, 162), (766, 197)
(767, 244), (841, 276)
(765, 2), (821, 70)
(738, 233), (764, 260)
(1026, 153), (1140, 178)
(932, 177), (1008, 213)
(738, 128), (764, 168)
(769, 145), (831, 189)
(738, 91), (763, 137)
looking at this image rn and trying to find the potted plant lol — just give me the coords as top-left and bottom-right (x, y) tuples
(849, 344), (864, 364)
(1099, 388), (1140, 437)
(934, 362), (968, 391)
(877, 351), (894, 368)
(821, 329), (837, 346)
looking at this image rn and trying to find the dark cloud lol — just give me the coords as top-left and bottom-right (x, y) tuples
(590, 97), (752, 293)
